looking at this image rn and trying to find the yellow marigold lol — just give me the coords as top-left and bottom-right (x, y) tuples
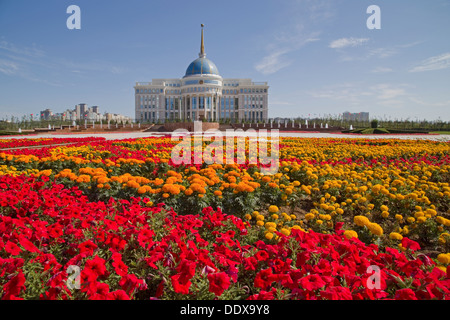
(381, 211), (389, 218)
(316, 220), (323, 225)
(414, 211), (424, 218)
(305, 213), (315, 221)
(436, 216), (450, 227)
(256, 215), (265, 221)
(395, 214), (403, 222)
(271, 214), (279, 220)
(344, 230), (358, 240)
(280, 228), (291, 236)
(266, 227), (277, 233)
(417, 216), (427, 223)
(265, 232), (274, 240)
(402, 216), (413, 223)
(256, 220), (264, 227)
(380, 205), (389, 212)
(244, 214), (252, 220)
(368, 223), (383, 236)
(389, 232), (403, 241)
(354, 215), (370, 227)
(137, 187), (147, 194)
(268, 205), (279, 213)
(403, 226), (409, 235)
(437, 253), (450, 265)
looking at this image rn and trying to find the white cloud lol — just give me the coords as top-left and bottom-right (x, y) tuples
(329, 37), (369, 49)
(255, 50), (293, 75)
(410, 53), (450, 72)
(0, 40), (45, 58)
(0, 59), (19, 75)
(254, 0), (333, 75)
(371, 67), (393, 73)
(370, 84), (407, 100)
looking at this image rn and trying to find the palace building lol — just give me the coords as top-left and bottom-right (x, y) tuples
(134, 25), (269, 123)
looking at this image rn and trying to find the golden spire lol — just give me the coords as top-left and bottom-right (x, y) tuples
(200, 24), (206, 58)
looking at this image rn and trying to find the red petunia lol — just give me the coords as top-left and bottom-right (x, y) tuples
(395, 288), (417, 300)
(2, 270), (26, 300)
(176, 259), (197, 283)
(5, 241), (21, 256)
(320, 286), (353, 300)
(401, 237), (421, 251)
(107, 289), (130, 300)
(254, 268), (275, 290)
(119, 274), (146, 296)
(207, 272), (231, 296)
(78, 240), (97, 255)
(85, 255), (108, 278)
(298, 274), (327, 291)
(171, 274), (192, 294)
(18, 235), (39, 253)
(112, 252), (128, 276)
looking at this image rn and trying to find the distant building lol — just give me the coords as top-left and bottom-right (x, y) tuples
(40, 109), (53, 121)
(104, 113), (132, 123)
(37, 104), (131, 122)
(343, 112), (369, 122)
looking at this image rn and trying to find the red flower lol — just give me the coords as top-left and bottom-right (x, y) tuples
(2, 270), (26, 300)
(401, 238), (421, 251)
(78, 240), (97, 255)
(395, 288), (417, 300)
(119, 274), (146, 296)
(298, 274), (327, 291)
(85, 255), (108, 278)
(254, 268), (274, 289)
(176, 259), (197, 283)
(320, 286), (353, 300)
(18, 235), (39, 253)
(107, 289), (130, 300)
(207, 272), (231, 296)
(5, 241), (21, 256)
(171, 274), (192, 294)
(155, 280), (165, 298)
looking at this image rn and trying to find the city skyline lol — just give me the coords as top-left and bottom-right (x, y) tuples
(1, 0), (450, 121)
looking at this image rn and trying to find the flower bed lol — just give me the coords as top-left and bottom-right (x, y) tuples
(0, 136), (449, 300)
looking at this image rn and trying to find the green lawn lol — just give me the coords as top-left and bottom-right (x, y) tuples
(430, 131), (450, 135)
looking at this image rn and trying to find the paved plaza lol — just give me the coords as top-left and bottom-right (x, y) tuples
(1, 131), (449, 142)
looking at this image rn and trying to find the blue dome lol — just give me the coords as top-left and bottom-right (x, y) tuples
(184, 58), (220, 77)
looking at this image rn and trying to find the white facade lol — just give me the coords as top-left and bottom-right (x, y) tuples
(134, 26), (269, 123)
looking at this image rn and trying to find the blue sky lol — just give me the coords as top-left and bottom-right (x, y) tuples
(0, 0), (449, 121)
